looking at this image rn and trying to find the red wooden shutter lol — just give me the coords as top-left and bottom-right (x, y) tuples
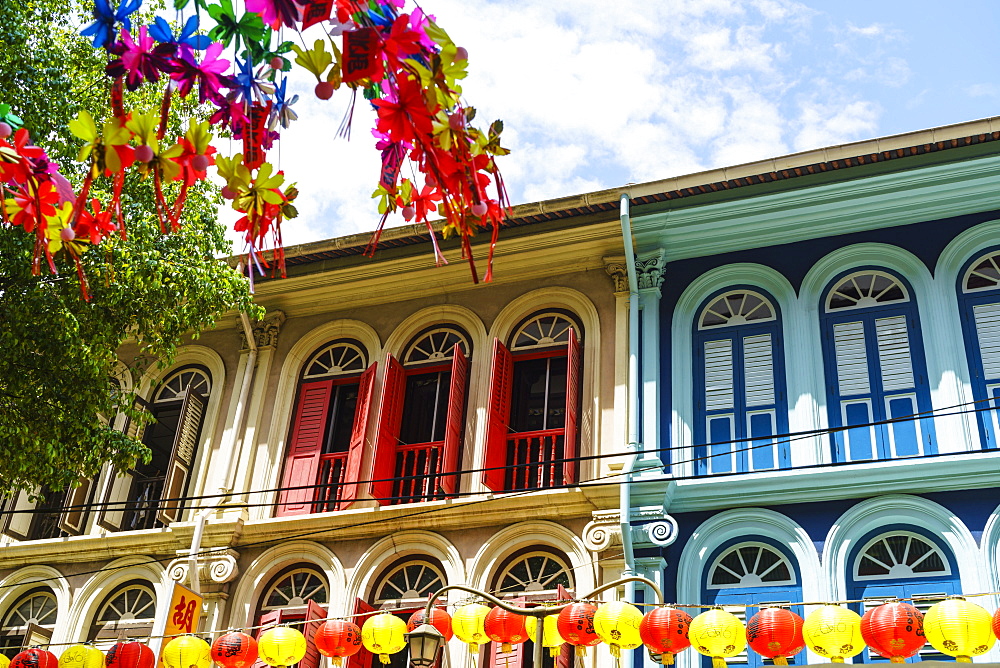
(440, 345), (468, 495)
(276, 381), (333, 517)
(346, 599), (376, 668)
(251, 609), (286, 668)
(299, 600), (327, 668)
(339, 363), (377, 509)
(370, 355), (405, 504)
(482, 338), (513, 492)
(562, 328), (581, 485)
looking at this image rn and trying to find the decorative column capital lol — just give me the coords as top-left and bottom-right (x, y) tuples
(636, 249), (665, 294)
(583, 510), (623, 551)
(238, 310), (286, 351)
(167, 549), (240, 586)
(603, 256), (629, 295)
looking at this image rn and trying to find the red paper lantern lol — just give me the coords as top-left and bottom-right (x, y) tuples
(314, 620), (363, 666)
(640, 607), (693, 665)
(557, 602), (601, 652)
(994, 606), (1000, 641)
(211, 631), (259, 668)
(860, 601), (925, 663)
(483, 606), (530, 652)
(104, 643), (155, 668)
(746, 607), (804, 665)
(407, 608), (454, 642)
(11, 648), (58, 668)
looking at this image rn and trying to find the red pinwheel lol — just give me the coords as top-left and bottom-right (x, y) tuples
(373, 73), (434, 145)
(106, 26), (177, 90)
(171, 42), (234, 103)
(73, 198), (117, 244)
(381, 13), (423, 67)
(6, 180), (60, 233)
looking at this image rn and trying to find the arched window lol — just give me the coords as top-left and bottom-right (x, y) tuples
(483, 311), (583, 493)
(253, 567), (328, 668)
(703, 542), (802, 668)
(89, 581), (157, 644)
(371, 559), (446, 607)
(96, 365), (213, 532)
(958, 249), (1000, 449)
(848, 530), (959, 663)
(693, 290), (787, 475)
(276, 341), (375, 517)
(369, 327), (471, 505)
(820, 270), (935, 462)
(0, 589), (58, 657)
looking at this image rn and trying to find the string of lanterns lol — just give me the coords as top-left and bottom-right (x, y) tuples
(4, 595), (1000, 668)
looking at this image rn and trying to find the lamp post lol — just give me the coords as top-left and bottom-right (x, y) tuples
(405, 576), (663, 667)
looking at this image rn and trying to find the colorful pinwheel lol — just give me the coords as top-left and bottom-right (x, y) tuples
(171, 42), (234, 103)
(81, 0), (143, 49)
(148, 15), (211, 60)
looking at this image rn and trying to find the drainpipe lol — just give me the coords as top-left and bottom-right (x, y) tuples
(187, 506), (217, 595)
(619, 192), (640, 602)
(221, 306), (259, 495)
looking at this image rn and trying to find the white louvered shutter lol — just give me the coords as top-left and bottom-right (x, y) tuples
(705, 339), (734, 410)
(875, 315), (915, 391)
(973, 302), (1000, 381)
(743, 334), (775, 407)
(833, 321), (870, 396)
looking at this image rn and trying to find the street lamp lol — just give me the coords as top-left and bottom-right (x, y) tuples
(408, 576), (663, 667)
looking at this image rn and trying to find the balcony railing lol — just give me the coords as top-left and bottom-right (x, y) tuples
(505, 429), (565, 492)
(313, 452), (349, 512)
(122, 474), (166, 531)
(392, 441), (444, 504)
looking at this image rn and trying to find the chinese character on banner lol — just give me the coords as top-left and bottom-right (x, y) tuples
(342, 28), (383, 82)
(300, 0), (333, 29)
(164, 582), (203, 636)
(242, 102), (271, 170)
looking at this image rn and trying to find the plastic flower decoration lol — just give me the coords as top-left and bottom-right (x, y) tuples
(245, 0), (302, 30)
(206, 0), (265, 48)
(148, 15), (211, 60)
(68, 110), (134, 176)
(81, 0), (142, 49)
(106, 26), (178, 90)
(372, 72), (433, 144)
(233, 57), (276, 105)
(269, 77), (298, 130)
(171, 42), (234, 103)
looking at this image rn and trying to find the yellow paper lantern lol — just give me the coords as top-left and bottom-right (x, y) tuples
(0, 653), (9, 668)
(525, 615), (565, 657)
(361, 613), (407, 665)
(802, 605), (863, 663)
(452, 603), (491, 652)
(689, 608), (746, 668)
(58, 645), (104, 668)
(593, 601), (644, 658)
(923, 598), (995, 662)
(162, 637), (211, 668)
(257, 627), (307, 668)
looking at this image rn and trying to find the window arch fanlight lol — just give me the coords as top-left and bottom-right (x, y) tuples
(853, 531), (951, 581)
(962, 250), (1000, 292)
(301, 340), (368, 379)
(1, 587), (58, 653)
(402, 327), (471, 365)
(260, 566), (330, 611)
(707, 542), (796, 590)
(819, 268), (935, 463)
(825, 270), (909, 312)
(699, 290), (776, 329)
(693, 287), (788, 475)
(493, 549), (574, 597)
(371, 557), (447, 607)
(153, 365), (211, 402)
(509, 311), (581, 351)
(89, 580), (157, 642)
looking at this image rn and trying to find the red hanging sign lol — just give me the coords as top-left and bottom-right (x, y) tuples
(342, 28), (383, 82)
(300, 0), (333, 29)
(243, 102), (271, 170)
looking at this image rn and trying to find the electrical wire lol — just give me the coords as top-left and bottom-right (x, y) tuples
(4, 394), (998, 516)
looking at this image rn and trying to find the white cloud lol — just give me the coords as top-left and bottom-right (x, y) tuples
(793, 99), (880, 152)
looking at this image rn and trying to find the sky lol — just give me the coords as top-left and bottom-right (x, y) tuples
(228, 0), (1000, 249)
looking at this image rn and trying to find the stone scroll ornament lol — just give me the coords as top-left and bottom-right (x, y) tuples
(0, 0), (511, 298)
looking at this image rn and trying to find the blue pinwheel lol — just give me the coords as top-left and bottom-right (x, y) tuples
(268, 77), (298, 130)
(80, 0), (143, 49)
(148, 15), (212, 59)
(233, 57), (275, 106)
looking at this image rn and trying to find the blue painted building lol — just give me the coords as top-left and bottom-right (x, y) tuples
(618, 117), (1000, 666)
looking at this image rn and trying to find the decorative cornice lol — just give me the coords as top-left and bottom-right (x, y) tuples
(238, 311), (286, 351)
(166, 549), (240, 586)
(603, 256), (628, 294)
(636, 250), (665, 292)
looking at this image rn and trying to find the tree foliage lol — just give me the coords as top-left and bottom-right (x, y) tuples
(0, 0), (259, 493)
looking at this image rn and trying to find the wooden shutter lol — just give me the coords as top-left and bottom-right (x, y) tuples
(482, 338), (514, 492)
(339, 363), (377, 509)
(276, 380), (333, 517)
(742, 333), (775, 407)
(833, 320), (871, 396)
(973, 302), (1000, 380)
(704, 339), (735, 410)
(440, 345), (469, 495)
(875, 315), (915, 391)
(122, 396), (151, 440)
(0, 489), (35, 540)
(157, 389), (206, 525)
(299, 600), (327, 668)
(346, 599), (376, 668)
(251, 609), (286, 668)
(96, 468), (134, 531)
(562, 329), (582, 485)
(58, 477), (94, 535)
(370, 355), (405, 504)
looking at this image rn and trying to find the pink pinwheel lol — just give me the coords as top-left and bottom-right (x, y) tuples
(171, 42), (234, 104)
(245, 0), (303, 29)
(209, 94), (250, 136)
(106, 26), (176, 90)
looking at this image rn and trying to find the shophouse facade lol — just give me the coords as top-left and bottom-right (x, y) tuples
(608, 116), (1000, 667)
(0, 198), (641, 668)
